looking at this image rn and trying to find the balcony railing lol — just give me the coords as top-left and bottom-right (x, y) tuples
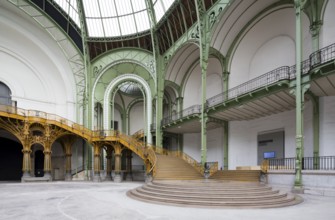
(162, 104), (201, 126)
(207, 66), (291, 108)
(165, 43), (335, 126)
(303, 156), (335, 170)
(310, 43), (335, 68)
(266, 156), (335, 171)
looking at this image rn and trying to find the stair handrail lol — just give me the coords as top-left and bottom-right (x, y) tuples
(0, 105), (157, 176)
(154, 147), (205, 175)
(261, 159), (269, 173)
(132, 129), (144, 139)
(146, 144), (157, 177)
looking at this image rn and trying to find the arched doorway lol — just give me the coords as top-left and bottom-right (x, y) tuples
(34, 150), (44, 177)
(0, 132), (23, 181)
(0, 81), (12, 105)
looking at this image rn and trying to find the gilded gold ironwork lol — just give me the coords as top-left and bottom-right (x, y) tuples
(0, 105), (157, 179)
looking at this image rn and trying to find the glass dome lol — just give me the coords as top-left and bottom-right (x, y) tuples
(118, 82), (143, 97)
(53, 0), (175, 38)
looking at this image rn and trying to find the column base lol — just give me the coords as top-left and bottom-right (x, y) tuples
(105, 174), (113, 181)
(93, 173), (101, 182)
(44, 172), (52, 181)
(65, 172), (72, 181)
(145, 174), (152, 183)
(125, 173), (133, 181)
(21, 171), (31, 182)
(292, 185), (305, 194)
(114, 173), (122, 183)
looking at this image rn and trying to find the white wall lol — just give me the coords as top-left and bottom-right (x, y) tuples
(0, 5), (76, 121)
(183, 127), (224, 168)
(183, 58), (223, 108)
(183, 133), (201, 162)
(113, 108), (122, 131)
(229, 101), (314, 169)
(320, 0), (335, 47)
(229, 8), (312, 88)
(207, 127), (224, 169)
(319, 96), (335, 156)
(129, 102), (144, 134)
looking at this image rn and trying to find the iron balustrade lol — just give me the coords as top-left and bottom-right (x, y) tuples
(303, 156), (335, 170)
(162, 104), (201, 126)
(267, 157), (296, 170)
(310, 43), (335, 68)
(160, 43), (335, 127)
(207, 66), (291, 108)
(266, 156), (335, 171)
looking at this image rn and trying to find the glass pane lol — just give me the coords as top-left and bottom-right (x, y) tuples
(103, 18), (121, 37)
(83, 0), (100, 17)
(134, 11), (150, 32)
(99, 0), (117, 17)
(70, 0), (77, 10)
(163, 0), (175, 10)
(115, 0), (132, 16)
(86, 18), (104, 37)
(53, 0), (80, 27)
(119, 15), (136, 36)
(154, 2), (164, 21)
(131, 0), (146, 11)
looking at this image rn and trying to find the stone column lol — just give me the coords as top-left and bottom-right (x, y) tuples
(43, 148), (52, 181)
(22, 148), (31, 180)
(65, 153), (72, 181)
(125, 150), (133, 181)
(114, 153), (122, 182)
(61, 136), (75, 181)
(93, 144), (101, 182)
(105, 147), (113, 181)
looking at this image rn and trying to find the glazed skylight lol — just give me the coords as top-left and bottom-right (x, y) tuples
(53, 0), (175, 38)
(53, 0), (80, 27)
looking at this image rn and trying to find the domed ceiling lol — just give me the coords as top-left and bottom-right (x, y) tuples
(54, 0), (175, 37)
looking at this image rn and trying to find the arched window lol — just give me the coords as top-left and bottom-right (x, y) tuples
(0, 82), (12, 105)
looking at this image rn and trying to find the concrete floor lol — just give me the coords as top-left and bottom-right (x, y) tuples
(0, 181), (334, 220)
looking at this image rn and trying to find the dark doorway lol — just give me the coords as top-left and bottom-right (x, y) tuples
(35, 150), (44, 177)
(111, 121), (119, 130)
(257, 130), (285, 165)
(0, 137), (23, 181)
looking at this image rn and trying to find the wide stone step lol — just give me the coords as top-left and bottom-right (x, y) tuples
(127, 180), (303, 208)
(140, 186), (280, 197)
(149, 181), (270, 190)
(134, 188), (288, 201)
(128, 189), (300, 208)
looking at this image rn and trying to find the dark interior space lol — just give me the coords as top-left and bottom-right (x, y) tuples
(35, 150), (44, 177)
(0, 137), (23, 181)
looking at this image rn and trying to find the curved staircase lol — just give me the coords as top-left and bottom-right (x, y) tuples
(127, 180), (303, 208)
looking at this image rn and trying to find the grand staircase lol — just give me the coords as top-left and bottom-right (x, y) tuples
(154, 155), (203, 180)
(210, 170), (261, 182)
(128, 180), (302, 208)
(128, 154), (302, 208)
